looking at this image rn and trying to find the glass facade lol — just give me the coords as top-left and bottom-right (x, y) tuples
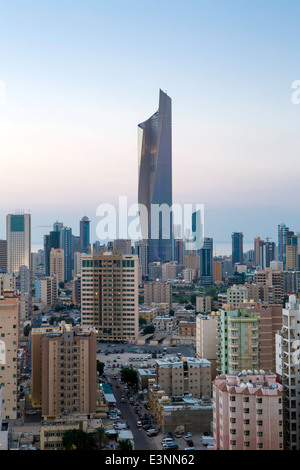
(138, 89), (173, 264)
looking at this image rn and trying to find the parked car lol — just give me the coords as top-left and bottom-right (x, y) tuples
(146, 429), (158, 436)
(164, 443), (179, 450)
(174, 431), (183, 438)
(183, 432), (192, 440)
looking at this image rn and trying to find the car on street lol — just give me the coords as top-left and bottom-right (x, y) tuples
(183, 432), (192, 440)
(164, 443), (179, 450)
(146, 429), (158, 436)
(137, 421), (142, 427)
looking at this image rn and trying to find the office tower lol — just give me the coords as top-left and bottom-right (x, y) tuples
(6, 213), (31, 273)
(155, 356), (211, 399)
(213, 372), (283, 450)
(0, 240), (7, 272)
(192, 209), (203, 252)
(49, 248), (64, 285)
(60, 227), (72, 282)
(199, 238), (213, 285)
(232, 232), (243, 266)
(44, 231), (60, 276)
(226, 284), (249, 307)
(80, 216), (91, 254)
(143, 281), (172, 310)
(213, 260), (222, 282)
(286, 233), (299, 271)
(72, 235), (81, 256)
(175, 239), (185, 265)
(138, 89), (173, 264)
(278, 223), (289, 269)
(35, 276), (58, 307)
(113, 239), (131, 254)
(53, 221), (63, 232)
(31, 322), (97, 418)
(0, 291), (19, 420)
(216, 307), (260, 375)
(254, 267), (284, 304)
(277, 295), (300, 450)
(19, 265), (30, 294)
(80, 252), (139, 342)
(134, 240), (148, 277)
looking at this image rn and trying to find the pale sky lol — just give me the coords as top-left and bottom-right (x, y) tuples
(0, 0), (300, 250)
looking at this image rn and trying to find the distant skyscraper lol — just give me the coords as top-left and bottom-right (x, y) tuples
(44, 231), (60, 276)
(6, 213), (31, 274)
(278, 223), (289, 269)
(192, 209), (203, 252)
(138, 89), (173, 264)
(231, 232), (243, 266)
(80, 216), (90, 254)
(60, 227), (72, 282)
(0, 240), (7, 273)
(199, 238), (213, 285)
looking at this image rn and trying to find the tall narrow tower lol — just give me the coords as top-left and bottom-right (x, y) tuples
(138, 89), (173, 264)
(6, 213), (31, 273)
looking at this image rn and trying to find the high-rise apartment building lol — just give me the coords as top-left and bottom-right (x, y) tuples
(254, 267), (284, 304)
(143, 281), (172, 310)
(60, 227), (72, 283)
(213, 372), (283, 450)
(80, 252), (139, 342)
(213, 260), (222, 282)
(216, 307), (260, 374)
(226, 284), (249, 307)
(6, 213), (31, 274)
(276, 295), (300, 450)
(31, 322), (97, 418)
(232, 232), (243, 266)
(134, 240), (148, 277)
(0, 291), (19, 421)
(35, 276), (58, 307)
(49, 248), (64, 285)
(138, 89), (173, 264)
(80, 216), (91, 254)
(196, 312), (220, 380)
(286, 233), (299, 271)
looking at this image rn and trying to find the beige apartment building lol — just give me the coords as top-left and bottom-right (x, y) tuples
(213, 261), (223, 282)
(143, 282), (172, 310)
(196, 312), (220, 380)
(155, 356), (211, 399)
(226, 284), (249, 307)
(213, 372), (283, 450)
(80, 252), (139, 342)
(50, 248), (64, 285)
(31, 322), (97, 419)
(196, 295), (212, 313)
(254, 267), (284, 304)
(0, 291), (19, 421)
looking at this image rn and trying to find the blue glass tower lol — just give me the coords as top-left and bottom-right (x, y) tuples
(138, 89), (173, 264)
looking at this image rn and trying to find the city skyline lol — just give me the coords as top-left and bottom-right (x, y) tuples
(1, 1), (300, 249)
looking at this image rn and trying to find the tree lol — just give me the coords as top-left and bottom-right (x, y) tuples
(94, 427), (108, 449)
(169, 309), (175, 316)
(143, 324), (155, 335)
(118, 439), (133, 450)
(139, 317), (147, 326)
(185, 304), (194, 310)
(62, 429), (95, 450)
(120, 368), (138, 386)
(97, 360), (105, 376)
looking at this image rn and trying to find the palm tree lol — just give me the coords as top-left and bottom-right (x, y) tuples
(118, 439), (133, 450)
(93, 427), (108, 449)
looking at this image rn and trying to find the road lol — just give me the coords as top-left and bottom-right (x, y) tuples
(106, 371), (159, 450)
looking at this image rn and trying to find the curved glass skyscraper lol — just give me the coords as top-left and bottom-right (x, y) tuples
(138, 89), (173, 264)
